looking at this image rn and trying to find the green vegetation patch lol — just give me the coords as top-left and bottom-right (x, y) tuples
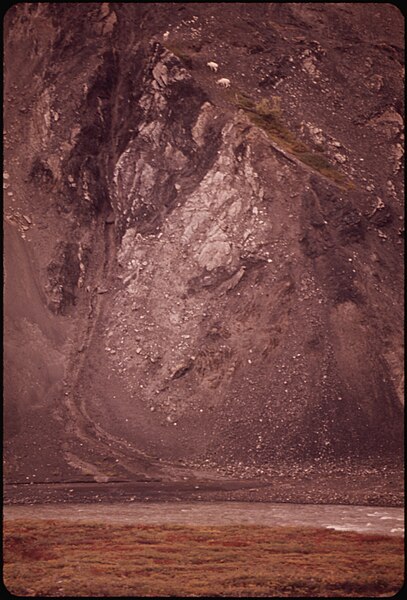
(3, 519), (404, 597)
(165, 43), (195, 67)
(234, 93), (351, 188)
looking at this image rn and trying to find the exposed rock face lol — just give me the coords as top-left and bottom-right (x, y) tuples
(3, 3), (404, 489)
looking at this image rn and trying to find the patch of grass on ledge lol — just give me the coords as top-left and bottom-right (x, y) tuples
(234, 93), (352, 188)
(3, 519), (403, 597)
(165, 43), (194, 67)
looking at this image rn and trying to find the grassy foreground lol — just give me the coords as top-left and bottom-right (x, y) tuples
(3, 520), (404, 597)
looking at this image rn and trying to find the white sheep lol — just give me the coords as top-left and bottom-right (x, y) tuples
(163, 31), (170, 41)
(207, 61), (219, 72)
(216, 77), (230, 88)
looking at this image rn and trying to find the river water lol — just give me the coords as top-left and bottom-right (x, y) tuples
(3, 502), (404, 536)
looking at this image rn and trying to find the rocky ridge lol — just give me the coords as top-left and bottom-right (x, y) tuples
(3, 4), (404, 501)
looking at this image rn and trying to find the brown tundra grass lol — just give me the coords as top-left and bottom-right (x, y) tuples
(3, 520), (404, 597)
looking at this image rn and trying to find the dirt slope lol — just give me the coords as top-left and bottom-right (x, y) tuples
(3, 3), (404, 493)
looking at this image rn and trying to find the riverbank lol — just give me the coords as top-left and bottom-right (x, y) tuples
(3, 460), (404, 508)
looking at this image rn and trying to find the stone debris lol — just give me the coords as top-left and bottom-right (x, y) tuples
(2, 3), (403, 495)
(333, 153), (346, 164)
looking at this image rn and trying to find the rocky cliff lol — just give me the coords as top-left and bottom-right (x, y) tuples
(3, 3), (404, 495)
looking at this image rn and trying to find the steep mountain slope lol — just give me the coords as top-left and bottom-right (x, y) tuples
(3, 3), (404, 496)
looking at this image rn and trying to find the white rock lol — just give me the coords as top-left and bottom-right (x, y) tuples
(334, 153), (347, 163)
